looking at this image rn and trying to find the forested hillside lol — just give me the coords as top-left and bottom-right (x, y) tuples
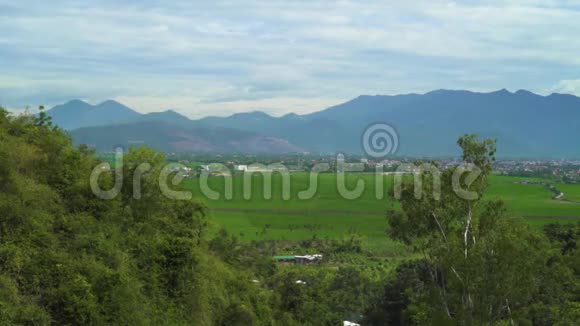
(0, 108), (376, 324)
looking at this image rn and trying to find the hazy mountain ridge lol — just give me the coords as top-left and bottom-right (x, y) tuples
(69, 120), (303, 153)
(46, 101), (303, 153)
(47, 90), (580, 157)
(46, 99), (141, 129)
(199, 89), (580, 158)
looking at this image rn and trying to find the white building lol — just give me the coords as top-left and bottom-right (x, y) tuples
(343, 321), (360, 326)
(235, 164), (248, 171)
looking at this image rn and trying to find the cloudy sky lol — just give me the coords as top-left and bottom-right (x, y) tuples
(2, 0), (580, 118)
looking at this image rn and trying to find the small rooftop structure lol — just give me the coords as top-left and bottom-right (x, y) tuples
(273, 254), (322, 265)
(343, 321), (360, 326)
(295, 254), (323, 264)
(234, 164), (248, 171)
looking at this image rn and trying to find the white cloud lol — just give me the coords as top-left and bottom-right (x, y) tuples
(550, 79), (580, 95)
(1, 0), (580, 116)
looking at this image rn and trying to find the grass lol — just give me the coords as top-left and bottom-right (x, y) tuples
(185, 173), (395, 212)
(182, 173), (580, 251)
(486, 176), (580, 217)
(555, 183), (580, 202)
(208, 211), (406, 255)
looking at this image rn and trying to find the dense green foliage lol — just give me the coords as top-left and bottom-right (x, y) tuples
(377, 135), (580, 324)
(0, 108), (380, 325)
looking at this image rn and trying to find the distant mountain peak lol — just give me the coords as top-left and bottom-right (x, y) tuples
(96, 99), (131, 109)
(282, 112), (300, 118)
(515, 89), (533, 95)
(136, 109), (192, 127)
(425, 89), (450, 95)
(489, 88), (512, 95)
(98, 99), (120, 105)
(248, 110), (271, 116)
(146, 109), (190, 120)
(230, 111), (272, 118)
(47, 99), (140, 130)
(425, 89), (518, 96)
(548, 92), (577, 99)
(162, 109), (188, 117)
(63, 99), (91, 106)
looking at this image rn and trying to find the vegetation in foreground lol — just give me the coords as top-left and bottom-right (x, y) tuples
(380, 135), (579, 324)
(0, 107), (578, 324)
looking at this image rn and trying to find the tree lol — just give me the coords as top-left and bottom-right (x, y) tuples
(386, 135), (571, 324)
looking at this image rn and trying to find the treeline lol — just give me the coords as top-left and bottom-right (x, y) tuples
(0, 108), (578, 325)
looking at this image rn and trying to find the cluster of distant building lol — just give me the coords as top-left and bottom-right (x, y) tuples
(167, 166), (194, 177)
(495, 160), (580, 182)
(233, 164), (291, 172)
(169, 156), (580, 184)
(363, 158), (580, 182)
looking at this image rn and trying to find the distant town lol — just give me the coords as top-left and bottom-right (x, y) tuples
(146, 152), (580, 184)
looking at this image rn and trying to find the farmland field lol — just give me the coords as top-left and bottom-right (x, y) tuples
(183, 173), (580, 251)
(555, 183), (580, 202)
(486, 176), (580, 217)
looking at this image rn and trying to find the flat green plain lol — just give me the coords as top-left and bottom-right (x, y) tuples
(182, 173), (580, 251)
(487, 176), (580, 217)
(555, 183), (580, 202)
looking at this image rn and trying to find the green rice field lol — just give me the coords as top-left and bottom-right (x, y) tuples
(182, 173), (580, 251)
(555, 183), (580, 202)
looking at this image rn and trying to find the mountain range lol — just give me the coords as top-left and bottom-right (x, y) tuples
(45, 89), (580, 158)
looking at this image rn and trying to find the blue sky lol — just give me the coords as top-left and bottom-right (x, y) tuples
(2, 0), (580, 118)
